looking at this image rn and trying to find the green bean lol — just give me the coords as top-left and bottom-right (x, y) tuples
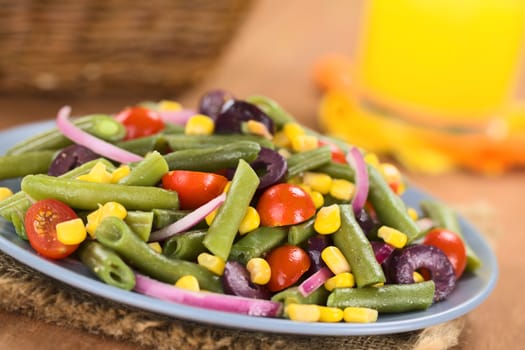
(95, 216), (222, 292)
(152, 208), (190, 229)
(77, 240), (136, 290)
(6, 115), (126, 155)
(229, 226), (288, 264)
(119, 151), (168, 186)
(420, 199), (481, 271)
(286, 146), (332, 179)
(271, 286), (329, 317)
(326, 281), (436, 313)
(333, 205), (385, 287)
(203, 159), (260, 260)
(163, 141), (261, 172)
(165, 134), (274, 150)
(116, 134), (169, 156)
(0, 158), (114, 240)
(21, 174), (179, 211)
(315, 161), (354, 182)
(245, 95), (295, 128)
(124, 211), (154, 241)
(367, 164), (420, 242)
(0, 151), (56, 180)
(163, 229), (207, 261)
(287, 218), (315, 245)
(162, 123), (186, 134)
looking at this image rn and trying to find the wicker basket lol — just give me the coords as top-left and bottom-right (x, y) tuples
(0, 0), (253, 97)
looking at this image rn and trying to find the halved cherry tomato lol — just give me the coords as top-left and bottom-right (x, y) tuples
(114, 106), (165, 140)
(24, 199), (79, 259)
(318, 139), (347, 164)
(266, 244), (311, 292)
(162, 170), (228, 210)
(423, 228), (467, 278)
(256, 183), (316, 227)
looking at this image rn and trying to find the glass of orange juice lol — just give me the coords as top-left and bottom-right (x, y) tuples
(354, 0), (525, 125)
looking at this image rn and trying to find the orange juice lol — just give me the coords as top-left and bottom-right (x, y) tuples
(355, 0), (525, 124)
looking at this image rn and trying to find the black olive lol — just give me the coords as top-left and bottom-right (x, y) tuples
(48, 144), (100, 176)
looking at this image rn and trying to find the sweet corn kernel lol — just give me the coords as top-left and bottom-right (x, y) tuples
(158, 100), (183, 111)
(101, 201), (128, 219)
(175, 275), (200, 291)
(205, 209), (217, 226)
(329, 179), (355, 201)
(407, 207), (419, 221)
(343, 307), (378, 323)
(379, 162), (405, 194)
(303, 172), (333, 194)
(314, 204), (341, 235)
(283, 122), (305, 140)
(223, 181), (232, 193)
(244, 120), (273, 139)
(56, 218), (87, 245)
(0, 187), (13, 201)
(309, 190), (324, 209)
(76, 161), (112, 183)
(246, 258), (271, 285)
(364, 153), (380, 167)
(148, 242), (162, 254)
(378, 226), (408, 249)
(86, 202), (127, 238)
(277, 147), (292, 159)
(324, 272), (355, 291)
(185, 114), (215, 135)
(286, 304), (321, 322)
(321, 246), (351, 274)
(273, 130), (291, 148)
(319, 306), (344, 323)
(238, 206), (260, 235)
(111, 165), (131, 183)
(413, 271), (425, 283)
(291, 134), (319, 152)
(198, 253), (225, 275)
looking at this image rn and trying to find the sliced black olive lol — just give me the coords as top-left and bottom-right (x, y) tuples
(389, 244), (456, 301)
(48, 144), (100, 176)
(214, 100), (275, 135)
(198, 89), (234, 120)
(222, 261), (270, 299)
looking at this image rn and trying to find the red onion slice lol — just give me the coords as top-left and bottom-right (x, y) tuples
(56, 106), (143, 164)
(149, 193), (226, 242)
(157, 109), (197, 125)
(134, 273), (282, 317)
(297, 267), (333, 297)
(346, 147), (369, 214)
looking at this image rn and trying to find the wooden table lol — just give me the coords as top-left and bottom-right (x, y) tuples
(1, 1), (524, 348)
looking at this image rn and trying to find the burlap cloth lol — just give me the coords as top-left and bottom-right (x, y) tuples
(0, 202), (495, 350)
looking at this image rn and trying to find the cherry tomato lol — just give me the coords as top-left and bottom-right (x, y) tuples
(162, 170), (228, 210)
(423, 228), (467, 278)
(256, 183), (316, 227)
(266, 244), (311, 292)
(114, 106), (165, 140)
(24, 199), (79, 259)
(318, 139), (347, 164)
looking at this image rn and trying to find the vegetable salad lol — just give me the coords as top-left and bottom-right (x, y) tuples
(0, 90), (481, 323)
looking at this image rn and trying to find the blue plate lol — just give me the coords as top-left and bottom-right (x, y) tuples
(0, 120), (498, 335)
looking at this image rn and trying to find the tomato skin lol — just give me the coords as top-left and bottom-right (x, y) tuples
(318, 139), (347, 164)
(115, 106), (165, 140)
(256, 183), (316, 227)
(423, 228), (467, 278)
(24, 199), (79, 259)
(266, 245), (311, 292)
(161, 170), (228, 210)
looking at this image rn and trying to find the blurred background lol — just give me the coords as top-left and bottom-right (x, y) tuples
(1, 0), (524, 175)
